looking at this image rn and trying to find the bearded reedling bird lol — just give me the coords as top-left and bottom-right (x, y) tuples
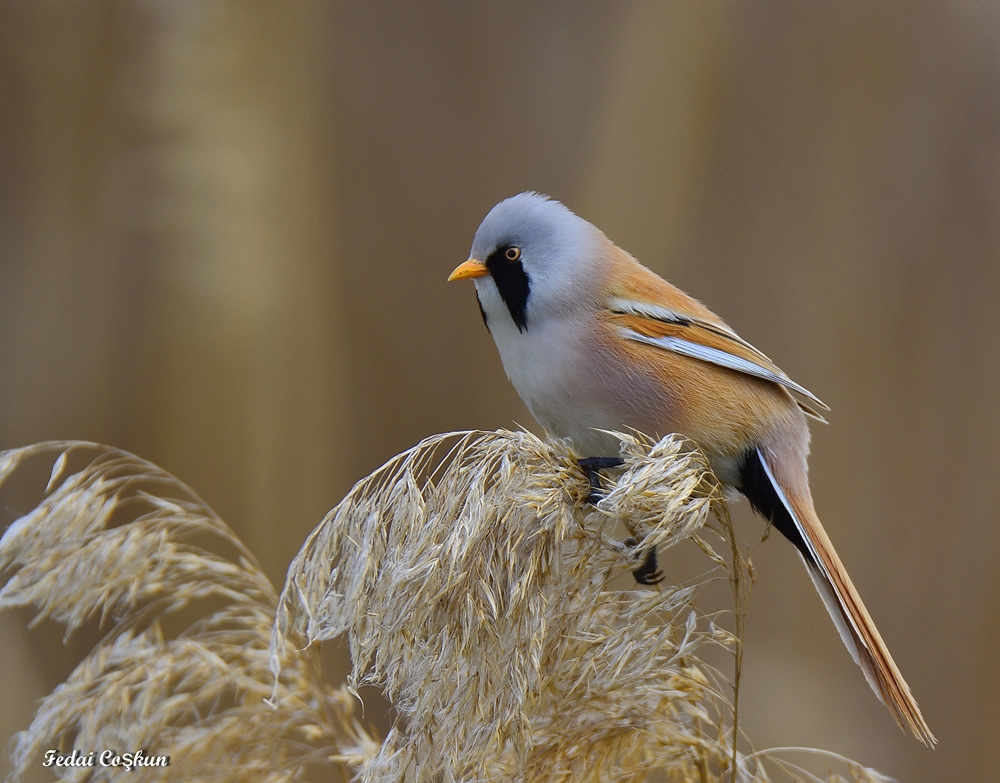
(448, 192), (934, 745)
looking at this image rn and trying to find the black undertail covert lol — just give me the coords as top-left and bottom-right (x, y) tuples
(739, 446), (816, 567)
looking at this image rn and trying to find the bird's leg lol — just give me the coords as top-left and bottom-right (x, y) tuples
(577, 456), (624, 504)
(578, 457), (660, 584)
(624, 537), (663, 585)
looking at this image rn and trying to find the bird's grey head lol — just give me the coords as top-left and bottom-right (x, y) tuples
(463, 192), (603, 332)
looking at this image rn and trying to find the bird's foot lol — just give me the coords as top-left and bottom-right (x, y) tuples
(624, 536), (662, 585)
(578, 456), (625, 504)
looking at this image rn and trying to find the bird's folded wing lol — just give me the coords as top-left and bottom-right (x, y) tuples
(607, 297), (829, 418)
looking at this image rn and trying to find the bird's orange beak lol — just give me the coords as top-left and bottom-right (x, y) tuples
(448, 258), (489, 281)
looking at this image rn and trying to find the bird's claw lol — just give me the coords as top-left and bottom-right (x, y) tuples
(624, 536), (662, 585)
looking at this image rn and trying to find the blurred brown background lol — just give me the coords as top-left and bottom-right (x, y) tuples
(1, 1), (998, 780)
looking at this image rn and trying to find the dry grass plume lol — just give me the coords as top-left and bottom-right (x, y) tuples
(1, 433), (890, 782)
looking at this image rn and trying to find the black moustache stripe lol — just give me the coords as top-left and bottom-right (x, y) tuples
(485, 246), (530, 332)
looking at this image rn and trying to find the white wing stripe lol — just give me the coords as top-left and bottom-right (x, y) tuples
(608, 297), (691, 325)
(609, 297), (766, 354)
(618, 327), (824, 406)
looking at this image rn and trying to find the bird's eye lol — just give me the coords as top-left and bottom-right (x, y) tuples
(505, 246), (521, 262)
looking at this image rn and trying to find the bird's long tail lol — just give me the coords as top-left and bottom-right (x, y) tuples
(742, 447), (936, 746)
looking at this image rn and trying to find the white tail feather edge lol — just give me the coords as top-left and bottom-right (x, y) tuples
(757, 450), (937, 746)
(802, 555), (872, 685)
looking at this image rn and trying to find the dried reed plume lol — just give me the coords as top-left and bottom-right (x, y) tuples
(1, 433), (890, 782)
(0, 443), (375, 782)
